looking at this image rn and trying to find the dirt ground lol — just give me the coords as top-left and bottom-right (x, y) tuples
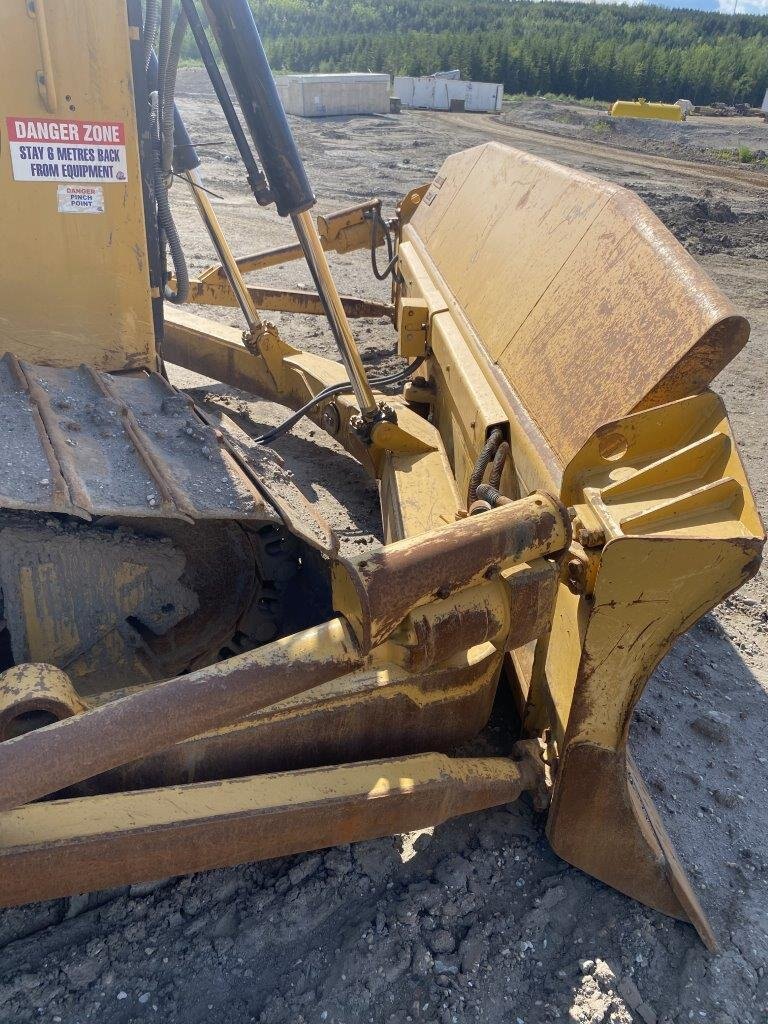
(501, 98), (768, 169)
(0, 78), (766, 1024)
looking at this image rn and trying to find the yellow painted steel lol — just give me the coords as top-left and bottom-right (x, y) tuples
(611, 99), (683, 122)
(0, 0), (155, 371)
(0, 751), (542, 906)
(0, 663), (86, 741)
(400, 142), (748, 486)
(188, 202), (381, 294)
(0, 0), (760, 945)
(162, 306), (460, 517)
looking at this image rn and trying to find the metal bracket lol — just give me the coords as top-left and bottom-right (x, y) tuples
(27, 0), (58, 113)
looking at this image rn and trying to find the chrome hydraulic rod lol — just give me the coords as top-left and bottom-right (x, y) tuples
(291, 209), (378, 418)
(183, 168), (266, 341)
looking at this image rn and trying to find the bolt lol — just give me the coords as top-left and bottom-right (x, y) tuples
(567, 558), (587, 594)
(321, 403), (341, 436)
(576, 525), (605, 548)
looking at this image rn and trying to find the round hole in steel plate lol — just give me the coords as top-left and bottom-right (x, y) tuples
(598, 431), (629, 462)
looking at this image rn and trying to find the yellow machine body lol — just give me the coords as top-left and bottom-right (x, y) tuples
(611, 98), (684, 122)
(0, 0), (762, 955)
(0, 0), (156, 370)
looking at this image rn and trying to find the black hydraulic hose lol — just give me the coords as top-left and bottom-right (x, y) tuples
(151, 106), (189, 302)
(256, 357), (425, 446)
(154, 156), (189, 303)
(467, 428), (504, 507)
(142, 0), (160, 72)
(156, 0), (173, 168)
(370, 204), (397, 281)
(180, 0), (270, 203)
(147, 50), (200, 174)
(161, 8), (188, 178)
(488, 440), (510, 490)
(150, 3), (190, 304)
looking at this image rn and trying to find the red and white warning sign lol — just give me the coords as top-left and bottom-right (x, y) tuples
(57, 184), (105, 214)
(5, 117), (128, 183)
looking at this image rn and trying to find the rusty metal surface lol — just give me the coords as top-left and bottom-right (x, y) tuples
(0, 354), (275, 522)
(400, 587), (507, 673)
(81, 648), (503, 793)
(0, 520), (194, 674)
(0, 664), (86, 741)
(195, 405), (338, 555)
(0, 751), (543, 907)
(0, 516), (264, 694)
(31, 565), (555, 795)
(0, 540), (560, 811)
(334, 492), (570, 650)
(547, 743), (717, 951)
(544, 532), (761, 951)
(406, 141), (749, 469)
(0, 618), (363, 813)
(395, 144), (763, 945)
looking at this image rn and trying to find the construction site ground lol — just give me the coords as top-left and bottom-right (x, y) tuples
(1, 81), (766, 1024)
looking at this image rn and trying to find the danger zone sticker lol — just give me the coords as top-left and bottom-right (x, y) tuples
(6, 117), (128, 183)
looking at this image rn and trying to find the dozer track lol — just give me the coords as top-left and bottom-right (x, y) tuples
(0, 352), (276, 522)
(0, 354), (332, 695)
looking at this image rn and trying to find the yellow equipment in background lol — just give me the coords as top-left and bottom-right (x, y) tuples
(611, 98), (684, 121)
(0, 0), (762, 953)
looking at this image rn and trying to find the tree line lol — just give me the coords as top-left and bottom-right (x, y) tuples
(178, 1), (768, 107)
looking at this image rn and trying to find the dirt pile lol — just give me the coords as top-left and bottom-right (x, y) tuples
(634, 192), (768, 258)
(500, 98), (768, 169)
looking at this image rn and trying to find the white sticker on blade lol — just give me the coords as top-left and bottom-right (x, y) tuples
(6, 117), (128, 183)
(57, 184), (105, 214)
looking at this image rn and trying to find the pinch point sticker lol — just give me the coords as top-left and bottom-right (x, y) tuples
(57, 184), (105, 214)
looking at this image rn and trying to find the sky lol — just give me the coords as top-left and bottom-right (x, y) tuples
(560, 0), (768, 15)
(656, 0), (768, 12)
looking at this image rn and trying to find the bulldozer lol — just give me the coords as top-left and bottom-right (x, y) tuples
(0, 0), (762, 951)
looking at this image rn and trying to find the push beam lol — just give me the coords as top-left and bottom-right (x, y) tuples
(0, 618), (363, 813)
(0, 752), (542, 907)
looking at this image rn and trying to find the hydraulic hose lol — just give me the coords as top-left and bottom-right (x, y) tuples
(467, 428), (504, 507)
(152, 136), (189, 302)
(156, 0), (173, 157)
(256, 357), (425, 445)
(142, 0), (160, 72)
(370, 204), (397, 282)
(475, 483), (511, 508)
(154, 157), (190, 303)
(161, 8), (188, 179)
(488, 440), (510, 490)
(152, 1), (189, 304)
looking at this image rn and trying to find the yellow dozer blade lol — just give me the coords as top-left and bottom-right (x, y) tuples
(394, 142), (764, 947)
